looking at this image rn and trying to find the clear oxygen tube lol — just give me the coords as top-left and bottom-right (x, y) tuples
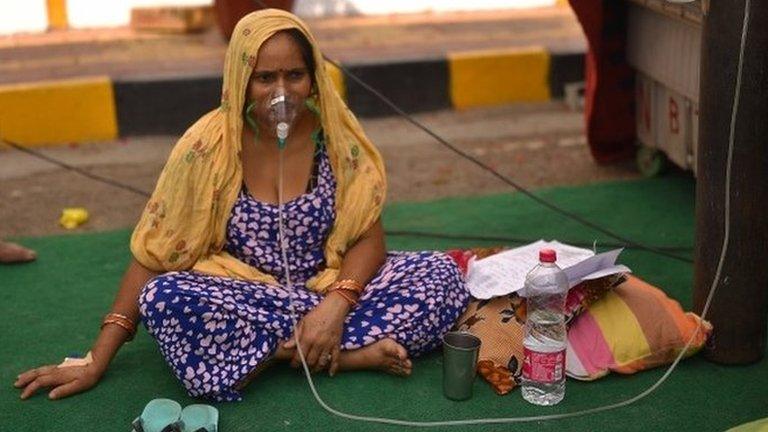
(270, 86), (313, 398)
(274, 0), (751, 421)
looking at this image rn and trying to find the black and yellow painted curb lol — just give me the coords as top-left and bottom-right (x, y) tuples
(114, 75), (222, 136)
(0, 49), (582, 146)
(450, 47), (551, 109)
(0, 76), (118, 147)
(344, 57), (451, 117)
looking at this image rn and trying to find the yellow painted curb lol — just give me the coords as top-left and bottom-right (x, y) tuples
(0, 76), (118, 147)
(324, 60), (346, 102)
(449, 47), (551, 109)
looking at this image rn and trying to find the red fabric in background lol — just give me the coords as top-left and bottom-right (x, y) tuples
(568, 0), (636, 164)
(445, 249), (474, 275)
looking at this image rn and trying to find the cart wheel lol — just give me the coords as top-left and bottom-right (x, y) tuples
(636, 146), (667, 177)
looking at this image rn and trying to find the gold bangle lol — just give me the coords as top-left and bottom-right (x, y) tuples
(103, 313), (136, 331)
(101, 314), (137, 341)
(330, 289), (358, 307)
(102, 318), (135, 333)
(105, 312), (135, 326)
(329, 287), (360, 297)
(330, 278), (364, 294)
(101, 319), (136, 341)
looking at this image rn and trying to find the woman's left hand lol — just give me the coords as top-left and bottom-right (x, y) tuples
(283, 294), (349, 375)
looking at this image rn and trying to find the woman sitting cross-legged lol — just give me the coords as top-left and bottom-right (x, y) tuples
(15, 9), (470, 402)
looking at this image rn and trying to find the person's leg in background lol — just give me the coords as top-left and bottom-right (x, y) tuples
(0, 240), (37, 263)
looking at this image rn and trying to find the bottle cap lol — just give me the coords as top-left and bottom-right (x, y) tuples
(539, 248), (557, 263)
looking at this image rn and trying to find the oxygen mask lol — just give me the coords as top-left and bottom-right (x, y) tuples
(267, 87), (299, 149)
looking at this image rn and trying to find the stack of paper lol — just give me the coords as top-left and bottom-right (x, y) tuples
(466, 240), (631, 299)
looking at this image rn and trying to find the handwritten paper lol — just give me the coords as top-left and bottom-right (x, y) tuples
(466, 240), (631, 299)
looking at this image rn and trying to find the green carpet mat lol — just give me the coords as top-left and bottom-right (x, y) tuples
(2, 176), (766, 431)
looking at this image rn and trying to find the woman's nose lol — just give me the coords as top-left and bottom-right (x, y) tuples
(270, 83), (287, 99)
(274, 73), (290, 90)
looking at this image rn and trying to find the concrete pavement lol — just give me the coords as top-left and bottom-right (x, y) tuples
(0, 6), (587, 146)
(0, 103), (643, 239)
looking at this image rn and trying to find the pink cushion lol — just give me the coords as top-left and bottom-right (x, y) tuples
(566, 275), (712, 380)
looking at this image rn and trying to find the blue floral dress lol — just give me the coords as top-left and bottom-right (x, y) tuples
(139, 143), (470, 401)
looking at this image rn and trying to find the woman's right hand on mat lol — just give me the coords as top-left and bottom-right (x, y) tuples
(283, 294), (349, 374)
(14, 363), (103, 400)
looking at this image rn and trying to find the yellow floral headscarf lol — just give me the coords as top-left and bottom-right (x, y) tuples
(130, 9), (386, 293)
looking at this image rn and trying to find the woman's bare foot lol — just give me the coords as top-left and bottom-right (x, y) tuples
(236, 339), (412, 391)
(274, 338), (412, 376)
(0, 241), (36, 264)
(337, 338), (412, 376)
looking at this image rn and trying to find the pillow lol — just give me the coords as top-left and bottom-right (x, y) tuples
(454, 274), (624, 395)
(565, 275), (712, 381)
(455, 293), (525, 395)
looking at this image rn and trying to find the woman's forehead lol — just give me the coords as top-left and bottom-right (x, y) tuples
(255, 32), (306, 69)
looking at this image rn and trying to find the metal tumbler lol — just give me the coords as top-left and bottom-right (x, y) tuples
(442, 331), (481, 401)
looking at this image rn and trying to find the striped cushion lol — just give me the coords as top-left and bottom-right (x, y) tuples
(566, 275), (712, 380)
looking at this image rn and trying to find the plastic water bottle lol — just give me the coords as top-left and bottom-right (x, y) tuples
(521, 248), (568, 406)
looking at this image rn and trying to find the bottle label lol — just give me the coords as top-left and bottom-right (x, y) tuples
(523, 348), (565, 383)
